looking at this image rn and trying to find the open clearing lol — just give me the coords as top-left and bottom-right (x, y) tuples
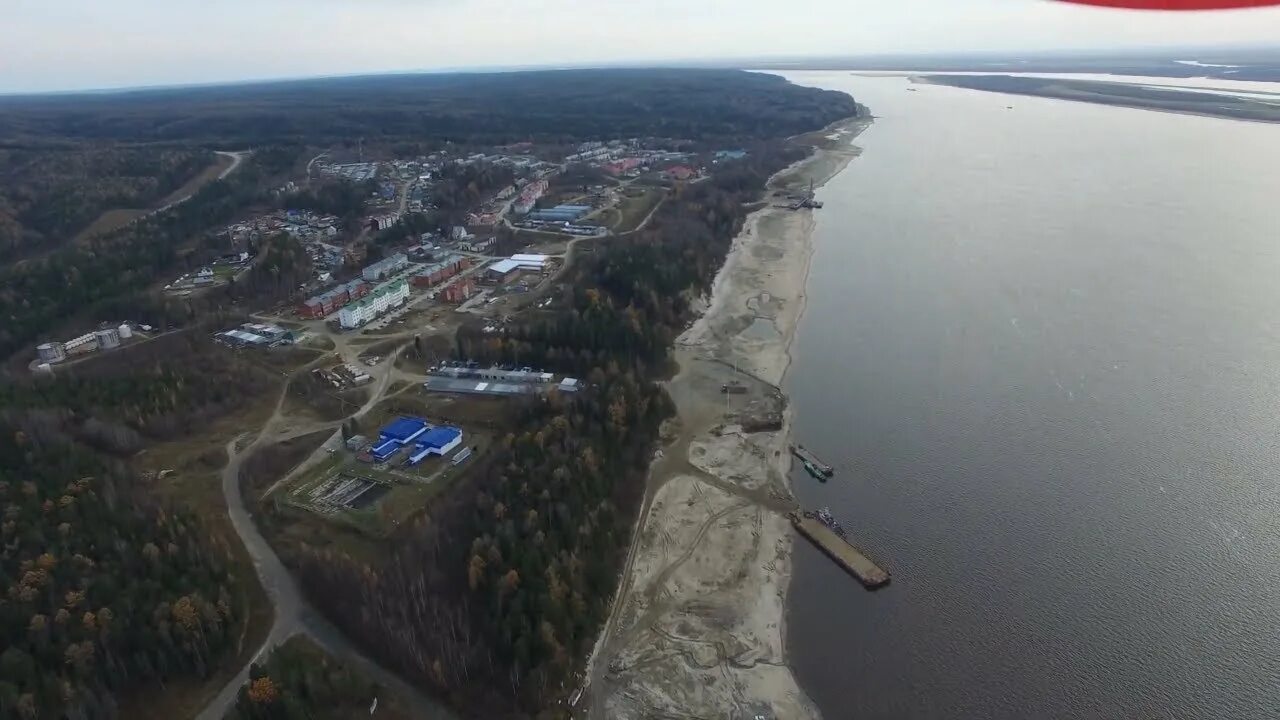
(73, 152), (237, 242)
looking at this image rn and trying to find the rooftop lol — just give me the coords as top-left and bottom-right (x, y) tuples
(380, 416), (428, 443)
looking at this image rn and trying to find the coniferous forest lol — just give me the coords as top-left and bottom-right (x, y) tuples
(0, 428), (242, 720)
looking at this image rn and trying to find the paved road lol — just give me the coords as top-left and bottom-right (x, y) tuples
(196, 348), (456, 720)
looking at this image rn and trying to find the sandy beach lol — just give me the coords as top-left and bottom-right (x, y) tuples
(585, 115), (870, 719)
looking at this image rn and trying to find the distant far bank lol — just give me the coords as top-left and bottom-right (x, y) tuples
(916, 73), (1280, 124)
(735, 46), (1280, 83)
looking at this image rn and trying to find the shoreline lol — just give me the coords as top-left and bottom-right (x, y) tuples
(585, 113), (870, 719)
(913, 73), (1280, 125)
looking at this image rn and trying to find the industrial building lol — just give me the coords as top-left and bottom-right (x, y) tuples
(424, 365), (570, 396)
(64, 332), (100, 356)
(526, 205), (592, 223)
(94, 327), (121, 350)
(485, 253), (550, 282)
(361, 253), (409, 282)
(369, 417), (463, 465)
(36, 342), (67, 364)
(36, 322), (139, 366)
(432, 366), (555, 384)
(338, 279), (409, 329)
(423, 377), (541, 396)
(216, 322), (293, 348)
(406, 427), (463, 465)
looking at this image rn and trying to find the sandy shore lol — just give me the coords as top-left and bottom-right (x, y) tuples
(585, 115), (870, 719)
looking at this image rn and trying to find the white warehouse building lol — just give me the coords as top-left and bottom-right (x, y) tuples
(339, 279), (409, 329)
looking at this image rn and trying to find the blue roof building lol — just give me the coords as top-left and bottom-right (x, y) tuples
(379, 416), (429, 445)
(406, 426), (464, 466)
(371, 438), (401, 461)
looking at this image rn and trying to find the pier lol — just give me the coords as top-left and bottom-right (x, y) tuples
(790, 512), (890, 589)
(790, 444), (833, 476)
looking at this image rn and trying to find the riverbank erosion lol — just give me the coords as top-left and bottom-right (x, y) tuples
(586, 116), (870, 719)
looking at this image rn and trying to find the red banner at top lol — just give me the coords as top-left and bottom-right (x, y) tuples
(1060, 0), (1280, 7)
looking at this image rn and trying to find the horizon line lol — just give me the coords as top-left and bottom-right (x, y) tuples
(3, 42), (1277, 98)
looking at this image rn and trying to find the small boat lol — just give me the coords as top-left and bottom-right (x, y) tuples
(807, 507), (848, 538)
(802, 459), (828, 481)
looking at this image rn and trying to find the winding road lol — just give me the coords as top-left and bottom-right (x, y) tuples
(196, 347), (456, 720)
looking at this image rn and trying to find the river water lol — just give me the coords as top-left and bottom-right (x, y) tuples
(777, 71), (1280, 719)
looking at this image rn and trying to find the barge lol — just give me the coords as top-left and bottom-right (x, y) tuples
(790, 509), (890, 589)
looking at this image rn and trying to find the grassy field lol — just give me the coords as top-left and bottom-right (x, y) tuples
(72, 153), (235, 244)
(611, 187), (665, 232)
(73, 208), (149, 242)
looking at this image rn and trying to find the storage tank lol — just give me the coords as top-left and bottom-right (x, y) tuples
(117, 323), (133, 340)
(36, 342), (66, 364)
(94, 327), (121, 350)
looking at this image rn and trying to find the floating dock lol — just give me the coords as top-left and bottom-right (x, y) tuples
(790, 512), (890, 589)
(790, 445), (833, 476)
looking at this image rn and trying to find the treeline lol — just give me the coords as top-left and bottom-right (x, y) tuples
(228, 233), (314, 307)
(0, 422), (242, 720)
(291, 140), (810, 713)
(295, 373), (670, 713)
(282, 179), (373, 229)
(0, 147), (298, 360)
(224, 638), (381, 720)
(0, 70), (857, 147)
(0, 333), (278, 447)
(0, 145), (212, 260)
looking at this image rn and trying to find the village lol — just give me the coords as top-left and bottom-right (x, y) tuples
(28, 135), (750, 552)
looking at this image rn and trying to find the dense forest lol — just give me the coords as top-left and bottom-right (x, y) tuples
(0, 147), (297, 360)
(0, 146), (213, 261)
(0, 333), (278, 448)
(0, 70), (857, 147)
(0, 423), (243, 720)
(223, 639), (386, 720)
(281, 180), (372, 230)
(290, 142), (803, 714)
(295, 373), (669, 714)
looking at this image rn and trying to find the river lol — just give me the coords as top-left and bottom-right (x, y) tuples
(776, 71), (1280, 719)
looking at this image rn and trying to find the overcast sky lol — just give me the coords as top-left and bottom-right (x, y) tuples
(3, 0), (1280, 93)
